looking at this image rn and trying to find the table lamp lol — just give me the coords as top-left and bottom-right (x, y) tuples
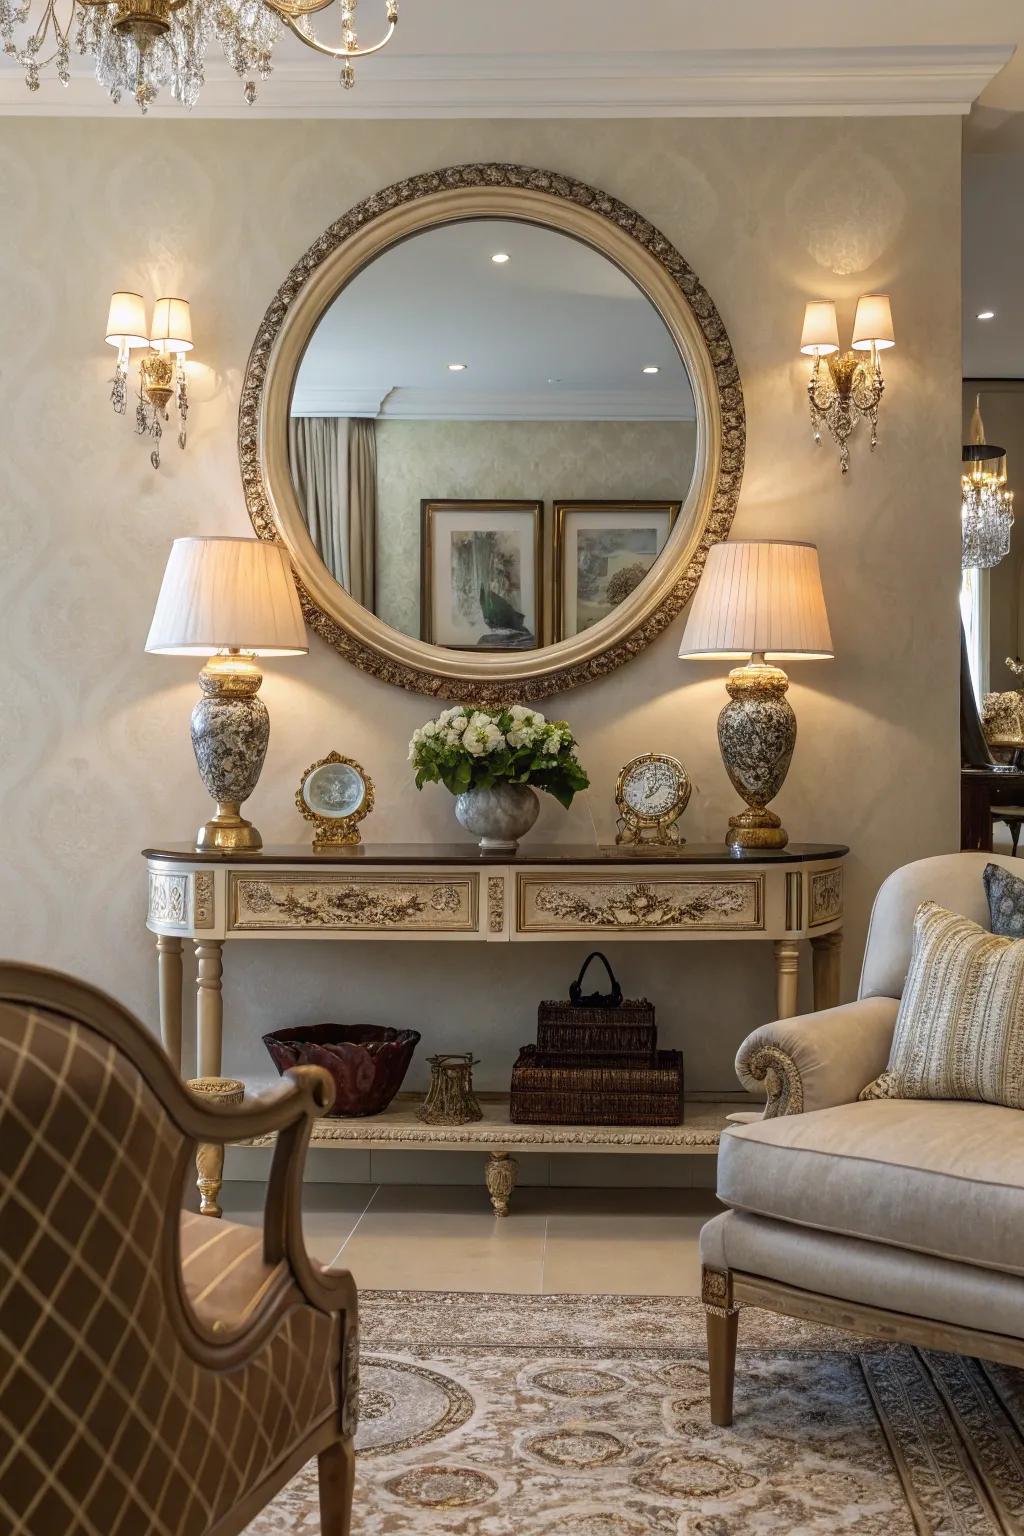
(146, 537), (308, 852)
(678, 540), (833, 851)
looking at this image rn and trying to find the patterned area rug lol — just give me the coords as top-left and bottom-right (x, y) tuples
(246, 1291), (1024, 1536)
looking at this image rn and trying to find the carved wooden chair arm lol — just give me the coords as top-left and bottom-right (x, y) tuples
(736, 995), (899, 1116)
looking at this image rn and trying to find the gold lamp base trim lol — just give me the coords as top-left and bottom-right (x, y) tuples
(725, 807), (789, 853)
(195, 803), (263, 853)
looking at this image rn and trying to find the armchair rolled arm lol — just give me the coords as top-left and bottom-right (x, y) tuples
(736, 995), (899, 1117)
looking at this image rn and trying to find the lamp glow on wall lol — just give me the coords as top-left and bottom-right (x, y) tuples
(800, 295), (895, 474)
(105, 291), (194, 470)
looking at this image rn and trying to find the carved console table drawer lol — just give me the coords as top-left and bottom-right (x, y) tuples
(515, 872), (763, 936)
(228, 871), (478, 934)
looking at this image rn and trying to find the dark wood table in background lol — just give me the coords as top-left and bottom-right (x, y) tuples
(961, 766), (1024, 851)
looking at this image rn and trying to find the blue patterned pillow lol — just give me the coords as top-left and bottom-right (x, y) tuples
(984, 861), (1024, 937)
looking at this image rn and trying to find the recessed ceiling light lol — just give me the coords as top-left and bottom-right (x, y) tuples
(642, 365), (660, 374)
(977, 310), (996, 321)
(447, 362), (467, 372)
(491, 252), (510, 264)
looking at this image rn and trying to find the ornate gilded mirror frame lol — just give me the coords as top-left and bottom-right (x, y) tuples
(239, 163), (745, 703)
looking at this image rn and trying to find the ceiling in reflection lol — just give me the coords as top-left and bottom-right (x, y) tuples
(291, 219), (695, 421)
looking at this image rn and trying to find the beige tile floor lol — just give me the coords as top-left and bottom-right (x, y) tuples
(223, 1183), (722, 1295)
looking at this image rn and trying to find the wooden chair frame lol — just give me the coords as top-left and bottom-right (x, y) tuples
(702, 1265), (1024, 1428)
(0, 961), (357, 1536)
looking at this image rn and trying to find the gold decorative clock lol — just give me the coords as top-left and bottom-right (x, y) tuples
(615, 753), (691, 847)
(296, 752), (374, 847)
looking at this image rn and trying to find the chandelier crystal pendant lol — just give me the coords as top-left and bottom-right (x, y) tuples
(961, 397), (1014, 572)
(0, 0), (397, 110)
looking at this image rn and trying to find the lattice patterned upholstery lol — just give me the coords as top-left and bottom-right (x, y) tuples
(0, 1001), (344, 1536)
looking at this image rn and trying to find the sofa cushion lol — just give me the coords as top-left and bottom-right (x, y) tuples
(985, 859), (1024, 938)
(860, 901), (1024, 1109)
(717, 1098), (1024, 1278)
(700, 1209), (1024, 1339)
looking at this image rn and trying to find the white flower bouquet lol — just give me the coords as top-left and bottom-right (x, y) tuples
(409, 705), (590, 808)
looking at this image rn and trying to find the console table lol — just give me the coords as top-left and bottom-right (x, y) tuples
(144, 841), (847, 1212)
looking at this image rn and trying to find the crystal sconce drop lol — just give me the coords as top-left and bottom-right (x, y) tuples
(799, 295), (895, 474)
(105, 291), (194, 469)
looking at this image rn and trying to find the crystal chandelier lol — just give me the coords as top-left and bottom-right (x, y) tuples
(961, 397), (1015, 572)
(0, 0), (397, 110)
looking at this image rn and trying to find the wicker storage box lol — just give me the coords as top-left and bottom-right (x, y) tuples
(536, 1007), (656, 1058)
(510, 1046), (684, 1126)
(537, 951), (656, 1059)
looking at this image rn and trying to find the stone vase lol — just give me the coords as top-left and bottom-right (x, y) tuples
(717, 661), (796, 851)
(190, 655), (270, 851)
(453, 783), (540, 852)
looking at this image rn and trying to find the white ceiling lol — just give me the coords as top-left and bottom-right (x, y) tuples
(1, 1), (1022, 117)
(964, 156), (1024, 378)
(291, 219), (694, 420)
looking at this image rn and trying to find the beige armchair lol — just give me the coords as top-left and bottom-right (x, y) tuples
(0, 962), (357, 1536)
(701, 851), (1024, 1426)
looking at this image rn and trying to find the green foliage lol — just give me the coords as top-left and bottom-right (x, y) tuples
(409, 706), (590, 809)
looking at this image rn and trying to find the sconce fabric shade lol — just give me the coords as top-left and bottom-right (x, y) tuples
(678, 540), (833, 662)
(146, 537), (308, 657)
(150, 296), (194, 353)
(800, 301), (840, 356)
(105, 291), (149, 349)
(852, 294), (895, 351)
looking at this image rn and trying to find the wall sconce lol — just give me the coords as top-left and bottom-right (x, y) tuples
(105, 291), (194, 469)
(799, 295), (895, 474)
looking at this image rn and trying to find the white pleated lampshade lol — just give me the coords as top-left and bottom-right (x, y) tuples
(150, 296), (194, 353)
(106, 291), (149, 349)
(146, 537), (308, 657)
(679, 541), (833, 662)
(799, 301), (840, 357)
(851, 294), (895, 351)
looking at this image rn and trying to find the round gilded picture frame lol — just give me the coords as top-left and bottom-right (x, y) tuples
(239, 162), (745, 704)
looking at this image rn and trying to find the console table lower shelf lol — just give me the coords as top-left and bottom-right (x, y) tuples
(235, 1093), (742, 1215)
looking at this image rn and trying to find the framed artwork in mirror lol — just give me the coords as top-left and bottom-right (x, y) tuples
(420, 499), (542, 650)
(553, 501), (680, 640)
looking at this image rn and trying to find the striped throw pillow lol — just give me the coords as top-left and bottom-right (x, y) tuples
(860, 900), (1024, 1109)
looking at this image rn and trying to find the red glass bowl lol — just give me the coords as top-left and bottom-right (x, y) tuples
(262, 1023), (421, 1117)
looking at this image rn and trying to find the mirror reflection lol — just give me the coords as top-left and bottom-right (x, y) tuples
(289, 218), (697, 650)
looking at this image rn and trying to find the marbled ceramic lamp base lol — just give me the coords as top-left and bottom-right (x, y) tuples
(718, 657), (797, 852)
(190, 652), (270, 852)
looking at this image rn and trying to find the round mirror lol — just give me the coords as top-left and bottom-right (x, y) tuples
(241, 166), (744, 702)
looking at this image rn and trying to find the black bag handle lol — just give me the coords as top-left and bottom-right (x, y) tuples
(569, 951), (623, 1008)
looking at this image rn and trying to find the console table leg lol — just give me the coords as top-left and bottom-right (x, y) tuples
(485, 1152), (518, 1217)
(773, 940), (800, 1020)
(811, 929), (843, 1011)
(156, 935), (183, 1075)
(195, 940), (224, 1079)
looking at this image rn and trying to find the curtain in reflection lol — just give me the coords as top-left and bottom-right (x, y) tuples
(288, 416), (349, 588)
(347, 419), (377, 611)
(961, 620), (994, 767)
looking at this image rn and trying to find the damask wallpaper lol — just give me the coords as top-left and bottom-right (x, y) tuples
(0, 116), (961, 1158)
(374, 418), (696, 637)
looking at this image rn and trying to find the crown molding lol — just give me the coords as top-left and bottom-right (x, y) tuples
(290, 385), (697, 421)
(0, 45), (1013, 118)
